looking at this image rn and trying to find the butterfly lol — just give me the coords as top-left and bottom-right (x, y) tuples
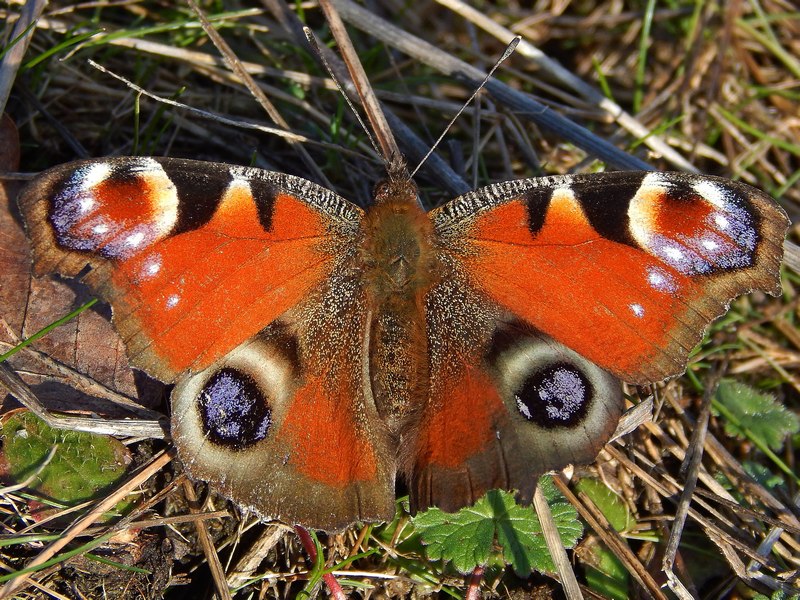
(18, 156), (788, 531)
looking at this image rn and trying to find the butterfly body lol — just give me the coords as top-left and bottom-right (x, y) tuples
(19, 157), (788, 530)
(360, 174), (437, 424)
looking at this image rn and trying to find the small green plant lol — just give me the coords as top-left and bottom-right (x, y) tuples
(573, 479), (636, 599)
(712, 379), (799, 486)
(753, 591), (800, 600)
(1, 411), (130, 513)
(413, 477), (582, 576)
(713, 380), (799, 452)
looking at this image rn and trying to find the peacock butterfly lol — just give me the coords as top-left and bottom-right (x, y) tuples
(17, 155), (788, 531)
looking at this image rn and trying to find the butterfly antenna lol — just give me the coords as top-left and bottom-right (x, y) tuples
(303, 27), (384, 162)
(409, 36), (521, 179)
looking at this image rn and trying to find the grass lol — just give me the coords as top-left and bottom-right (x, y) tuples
(1, 1), (798, 598)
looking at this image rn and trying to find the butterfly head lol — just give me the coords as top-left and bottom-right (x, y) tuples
(384, 153), (410, 182)
(373, 157), (417, 206)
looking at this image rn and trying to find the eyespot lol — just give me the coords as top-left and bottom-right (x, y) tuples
(198, 367), (272, 449)
(514, 362), (592, 427)
(487, 325), (622, 433)
(172, 330), (298, 456)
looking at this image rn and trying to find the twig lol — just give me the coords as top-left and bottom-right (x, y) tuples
(333, 0), (654, 172)
(318, 0), (399, 162)
(553, 474), (669, 600)
(87, 59), (344, 151)
(182, 480), (233, 600)
(662, 369), (724, 598)
(0, 362), (167, 438)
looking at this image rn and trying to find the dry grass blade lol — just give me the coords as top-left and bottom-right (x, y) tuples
(431, 0), (699, 173)
(533, 485), (583, 599)
(0, 445), (57, 495)
(612, 395), (654, 440)
(554, 475), (669, 600)
(186, 0), (332, 188)
(181, 480), (233, 600)
(87, 59), (335, 149)
(784, 239), (800, 273)
(662, 369), (723, 599)
(318, 0), (399, 163)
(263, 0), (471, 197)
(1, 317), (161, 417)
(226, 524), (288, 590)
(333, 0), (654, 171)
(0, 363), (166, 438)
(0, 0), (46, 115)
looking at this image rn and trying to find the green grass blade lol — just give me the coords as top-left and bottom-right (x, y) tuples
(0, 299), (98, 363)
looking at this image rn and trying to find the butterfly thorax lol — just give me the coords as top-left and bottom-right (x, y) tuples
(361, 178), (436, 297)
(361, 177), (438, 422)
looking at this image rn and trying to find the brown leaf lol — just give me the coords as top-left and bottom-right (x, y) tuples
(0, 114), (160, 413)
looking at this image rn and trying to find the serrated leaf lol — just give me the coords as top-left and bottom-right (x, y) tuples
(412, 502), (496, 574)
(535, 473), (563, 503)
(1, 411), (130, 508)
(498, 493), (582, 576)
(713, 380), (799, 451)
(414, 482), (583, 576)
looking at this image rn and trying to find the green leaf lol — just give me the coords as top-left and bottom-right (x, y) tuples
(574, 478), (633, 532)
(743, 461), (786, 490)
(1, 411), (130, 509)
(713, 380), (799, 451)
(584, 541), (629, 600)
(413, 481), (583, 576)
(752, 591), (800, 600)
(413, 501), (496, 575)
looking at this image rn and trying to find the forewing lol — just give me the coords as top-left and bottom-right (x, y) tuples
(431, 171), (788, 384)
(18, 157), (363, 382)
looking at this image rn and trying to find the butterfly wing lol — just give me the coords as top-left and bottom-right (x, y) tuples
(405, 171), (787, 512)
(19, 157), (395, 529)
(19, 157), (363, 381)
(170, 268), (396, 530)
(431, 171), (788, 384)
(407, 262), (624, 511)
